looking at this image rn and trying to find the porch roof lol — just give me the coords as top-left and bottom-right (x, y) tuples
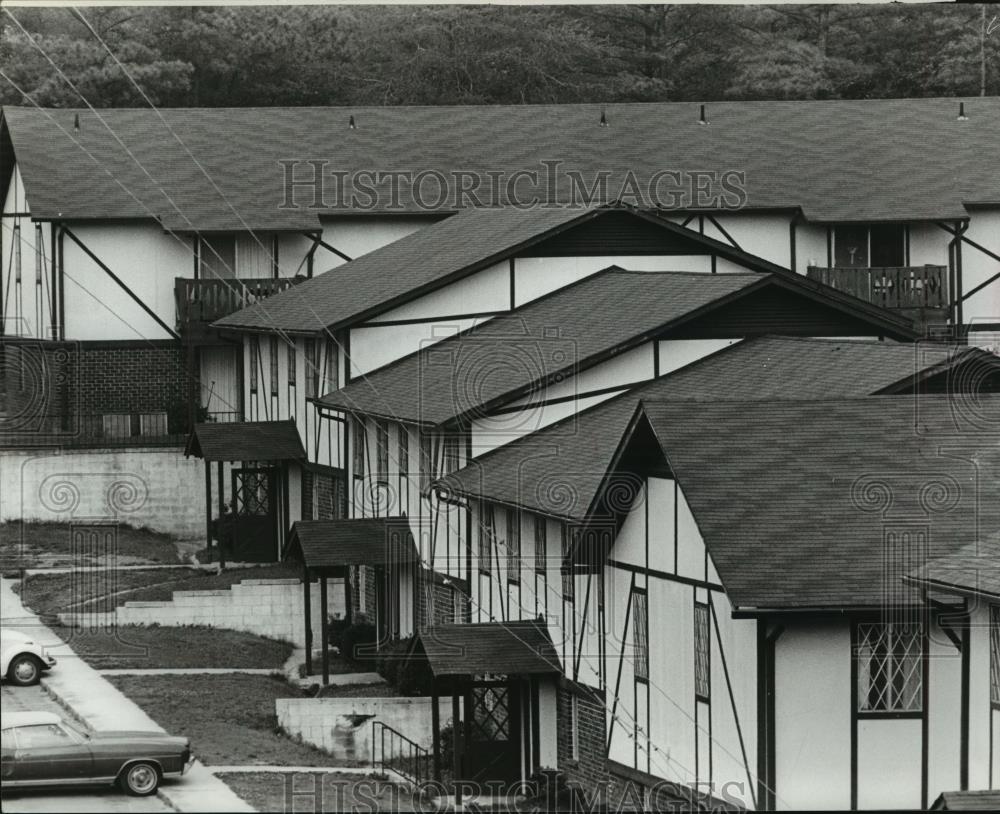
(905, 532), (1000, 601)
(284, 518), (419, 569)
(184, 419), (305, 462)
(932, 790), (1000, 810)
(419, 620), (561, 677)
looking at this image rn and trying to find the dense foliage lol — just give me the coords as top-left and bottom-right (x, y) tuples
(2, 4), (997, 107)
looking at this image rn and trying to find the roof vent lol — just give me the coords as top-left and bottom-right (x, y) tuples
(599, 107), (608, 127)
(957, 102), (969, 121)
(73, 113), (80, 131)
(699, 104), (709, 125)
(348, 114), (356, 130)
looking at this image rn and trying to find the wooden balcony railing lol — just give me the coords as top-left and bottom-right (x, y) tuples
(806, 265), (948, 311)
(175, 276), (303, 329)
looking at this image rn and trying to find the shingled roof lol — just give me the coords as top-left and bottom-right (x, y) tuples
(315, 267), (926, 424)
(418, 619), (561, 676)
(4, 99), (998, 228)
(184, 419), (305, 461)
(632, 396), (1000, 610)
(285, 518), (418, 568)
(905, 532), (1000, 601)
(438, 337), (998, 519)
(212, 205), (804, 334)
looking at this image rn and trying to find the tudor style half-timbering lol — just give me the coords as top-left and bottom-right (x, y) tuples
(217, 202), (928, 636)
(438, 341), (1000, 804)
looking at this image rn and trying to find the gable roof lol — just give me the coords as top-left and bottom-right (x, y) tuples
(418, 619), (561, 676)
(315, 265), (919, 425)
(284, 518), (418, 569)
(4, 98), (998, 229)
(438, 337), (996, 520)
(184, 419), (305, 461)
(632, 395), (1000, 610)
(905, 532), (1000, 602)
(213, 205), (801, 334)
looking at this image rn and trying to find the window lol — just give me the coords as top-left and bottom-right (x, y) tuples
(353, 421), (367, 479)
(287, 342), (296, 387)
(199, 234), (236, 279)
(694, 603), (710, 699)
(856, 623), (923, 713)
(569, 693), (580, 761)
(420, 432), (434, 492)
(249, 337), (259, 394)
(323, 338), (339, 393)
(561, 526), (575, 601)
(269, 336), (279, 395)
(453, 589), (464, 623)
(376, 420), (389, 481)
(479, 505), (495, 574)
(398, 427), (409, 482)
(304, 339), (319, 397)
(534, 516), (547, 573)
(506, 508), (520, 584)
(834, 223), (905, 268)
(632, 591), (649, 681)
(443, 435), (460, 474)
(14, 723), (72, 750)
(991, 606), (1000, 708)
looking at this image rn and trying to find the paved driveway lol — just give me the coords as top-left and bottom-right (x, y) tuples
(1, 681), (172, 813)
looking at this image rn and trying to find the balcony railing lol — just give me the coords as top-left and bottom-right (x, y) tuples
(806, 265), (948, 311)
(175, 276), (303, 329)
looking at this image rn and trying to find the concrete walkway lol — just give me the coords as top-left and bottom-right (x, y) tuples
(0, 576), (254, 813)
(207, 765), (373, 775)
(97, 667), (277, 676)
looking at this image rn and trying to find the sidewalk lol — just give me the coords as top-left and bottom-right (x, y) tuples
(1, 576), (254, 813)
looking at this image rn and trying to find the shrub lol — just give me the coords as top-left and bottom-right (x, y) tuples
(337, 616), (378, 667)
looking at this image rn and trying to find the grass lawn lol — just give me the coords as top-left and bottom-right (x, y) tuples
(216, 772), (417, 812)
(50, 624), (293, 670)
(106, 674), (340, 766)
(18, 562), (301, 619)
(0, 521), (182, 570)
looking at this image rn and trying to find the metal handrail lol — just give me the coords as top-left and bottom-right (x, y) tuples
(371, 720), (429, 787)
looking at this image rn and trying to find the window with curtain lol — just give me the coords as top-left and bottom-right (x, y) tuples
(633, 591), (649, 681)
(479, 505), (494, 574)
(376, 420), (389, 482)
(506, 508), (520, 584)
(534, 516), (547, 573)
(991, 606), (999, 708)
(694, 602), (710, 699)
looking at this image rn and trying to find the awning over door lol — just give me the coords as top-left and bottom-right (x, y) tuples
(418, 619), (562, 677)
(185, 419), (306, 462)
(284, 518), (419, 570)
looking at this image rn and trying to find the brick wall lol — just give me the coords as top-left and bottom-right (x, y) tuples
(1, 339), (190, 444)
(557, 680), (609, 796)
(416, 571), (470, 629)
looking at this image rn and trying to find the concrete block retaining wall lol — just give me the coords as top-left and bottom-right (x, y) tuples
(276, 697), (435, 762)
(60, 578), (347, 645)
(0, 447), (205, 537)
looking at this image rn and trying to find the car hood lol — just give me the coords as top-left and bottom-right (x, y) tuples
(88, 731), (189, 747)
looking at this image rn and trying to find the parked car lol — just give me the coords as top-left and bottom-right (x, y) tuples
(1, 629), (56, 686)
(1, 711), (192, 795)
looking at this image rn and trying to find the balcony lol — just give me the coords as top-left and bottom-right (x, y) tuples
(806, 265), (948, 310)
(175, 276), (304, 337)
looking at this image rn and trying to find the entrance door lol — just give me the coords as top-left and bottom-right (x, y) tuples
(464, 677), (522, 788)
(231, 467), (278, 562)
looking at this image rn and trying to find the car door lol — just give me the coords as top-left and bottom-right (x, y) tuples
(1, 728), (16, 780)
(12, 723), (92, 782)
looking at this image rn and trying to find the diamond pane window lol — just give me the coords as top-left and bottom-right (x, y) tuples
(991, 606), (1000, 707)
(398, 428), (409, 481)
(694, 603), (709, 699)
(324, 339), (339, 392)
(353, 421), (367, 479)
(856, 623), (923, 713)
(287, 343), (296, 386)
(561, 526), (575, 601)
(633, 591), (649, 681)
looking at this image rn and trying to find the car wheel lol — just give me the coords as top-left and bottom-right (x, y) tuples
(121, 762), (160, 796)
(7, 654), (42, 686)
